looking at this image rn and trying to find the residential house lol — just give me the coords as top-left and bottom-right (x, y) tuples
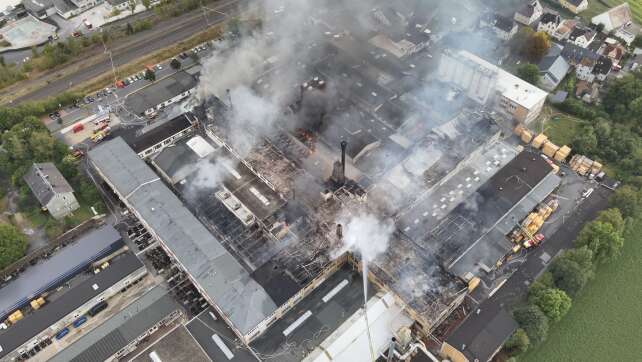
(538, 44), (570, 90)
(568, 26), (596, 48)
(23, 163), (80, 220)
(559, 0), (589, 14)
(537, 12), (561, 35)
(552, 19), (576, 40)
(490, 14), (518, 40)
(105, 0), (129, 12)
(599, 38), (626, 67)
(514, 0), (543, 25)
(614, 27), (636, 46)
(592, 55), (613, 81)
(591, 2), (632, 32)
(561, 42), (599, 65)
(576, 56), (597, 81)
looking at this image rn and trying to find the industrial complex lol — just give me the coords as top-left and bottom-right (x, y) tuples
(0, 0), (620, 361)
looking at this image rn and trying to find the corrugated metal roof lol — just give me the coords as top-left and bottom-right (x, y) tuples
(0, 225), (123, 319)
(88, 137), (277, 335)
(49, 286), (180, 362)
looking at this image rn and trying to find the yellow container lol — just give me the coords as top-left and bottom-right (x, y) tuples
(8, 310), (23, 324)
(542, 141), (560, 158)
(554, 145), (571, 162)
(531, 133), (548, 149)
(521, 130), (533, 144)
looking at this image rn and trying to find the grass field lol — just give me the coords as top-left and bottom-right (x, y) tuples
(582, 0), (642, 25)
(544, 114), (586, 146)
(522, 216), (642, 362)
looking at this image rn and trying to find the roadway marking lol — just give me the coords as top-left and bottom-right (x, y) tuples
(322, 279), (348, 303)
(283, 310), (312, 336)
(211, 334), (235, 360)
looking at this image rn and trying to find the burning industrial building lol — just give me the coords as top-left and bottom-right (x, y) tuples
(85, 0), (561, 360)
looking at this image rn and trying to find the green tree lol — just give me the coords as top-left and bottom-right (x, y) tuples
(558, 246), (594, 275)
(505, 328), (530, 355)
(144, 68), (156, 81)
(170, 58), (181, 70)
(549, 257), (588, 297)
(0, 56), (5, 66)
(523, 31), (550, 62)
(528, 272), (554, 303)
(609, 185), (640, 218)
(513, 305), (549, 344)
(142, 0), (151, 9)
(517, 63), (540, 85)
(532, 288), (572, 322)
(0, 223), (28, 269)
(595, 208), (625, 233)
(575, 221), (624, 264)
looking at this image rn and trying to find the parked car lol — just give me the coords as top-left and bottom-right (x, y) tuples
(155, 64), (163, 70)
(72, 31), (82, 37)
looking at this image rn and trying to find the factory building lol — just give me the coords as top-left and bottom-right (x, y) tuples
(49, 286), (182, 362)
(0, 252), (146, 361)
(87, 137), (279, 343)
(438, 50), (548, 124)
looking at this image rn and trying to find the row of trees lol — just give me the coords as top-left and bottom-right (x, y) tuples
(507, 186), (639, 356)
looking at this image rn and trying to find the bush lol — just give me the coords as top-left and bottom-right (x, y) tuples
(609, 186), (641, 219)
(514, 305), (549, 344)
(505, 328), (530, 355)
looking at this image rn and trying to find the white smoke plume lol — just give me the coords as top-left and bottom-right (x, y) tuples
(334, 213), (395, 262)
(188, 157), (237, 191)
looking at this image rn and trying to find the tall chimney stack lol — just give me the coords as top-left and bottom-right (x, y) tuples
(340, 141), (347, 184)
(336, 223), (343, 240)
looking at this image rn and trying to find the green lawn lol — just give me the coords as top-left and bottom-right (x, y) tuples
(582, 0), (642, 25)
(521, 216), (642, 362)
(543, 114), (585, 146)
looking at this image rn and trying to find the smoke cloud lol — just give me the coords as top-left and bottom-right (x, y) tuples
(334, 213), (395, 262)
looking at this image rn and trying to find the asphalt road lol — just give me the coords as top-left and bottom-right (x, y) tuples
(446, 180), (612, 353)
(11, 0), (244, 104)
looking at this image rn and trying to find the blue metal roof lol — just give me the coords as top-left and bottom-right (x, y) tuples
(0, 225), (123, 319)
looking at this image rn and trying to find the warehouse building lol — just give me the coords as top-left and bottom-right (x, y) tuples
(0, 225), (123, 320)
(124, 70), (199, 116)
(87, 137), (278, 343)
(49, 286), (182, 362)
(114, 113), (197, 159)
(0, 252), (146, 361)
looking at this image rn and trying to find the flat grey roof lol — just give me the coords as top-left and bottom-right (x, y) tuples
(124, 71), (197, 114)
(0, 252), (144, 359)
(0, 225), (123, 319)
(88, 137), (277, 335)
(49, 286), (180, 362)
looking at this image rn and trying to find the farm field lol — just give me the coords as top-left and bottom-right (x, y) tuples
(521, 216), (642, 362)
(582, 0), (642, 25)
